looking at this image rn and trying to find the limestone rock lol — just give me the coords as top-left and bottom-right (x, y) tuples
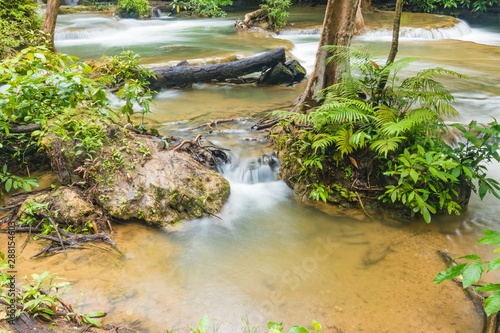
(18, 187), (97, 229)
(98, 141), (230, 228)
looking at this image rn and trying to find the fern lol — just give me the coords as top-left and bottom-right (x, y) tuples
(370, 136), (406, 157)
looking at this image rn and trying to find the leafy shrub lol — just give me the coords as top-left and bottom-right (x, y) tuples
(274, 46), (500, 222)
(0, 0), (42, 59)
(260, 0), (291, 29)
(172, 0), (232, 17)
(116, 0), (150, 19)
(405, 0), (500, 13)
(434, 230), (500, 316)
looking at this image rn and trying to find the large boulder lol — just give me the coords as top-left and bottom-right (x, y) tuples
(99, 144), (230, 228)
(41, 106), (230, 229)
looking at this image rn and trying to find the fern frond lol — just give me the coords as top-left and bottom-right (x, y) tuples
(333, 127), (355, 158)
(272, 110), (312, 125)
(311, 133), (337, 151)
(313, 98), (374, 126)
(370, 136), (406, 157)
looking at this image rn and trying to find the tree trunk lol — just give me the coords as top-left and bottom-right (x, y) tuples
(298, 0), (361, 109)
(386, 0), (403, 64)
(40, 0), (60, 52)
(148, 47), (286, 90)
(355, 1), (365, 33)
(377, 0), (403, 92)
(361, 0), (373, 11)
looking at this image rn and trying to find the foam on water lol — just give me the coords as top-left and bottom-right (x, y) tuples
(357, 20), (472, 41)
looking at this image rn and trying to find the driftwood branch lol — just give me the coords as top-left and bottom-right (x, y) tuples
(149, 47), (286, 89)
(8, 123), (42, 134)
(40, 212), (66, 252)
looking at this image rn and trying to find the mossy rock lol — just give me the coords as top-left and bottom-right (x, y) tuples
(18, 187), (97, 229)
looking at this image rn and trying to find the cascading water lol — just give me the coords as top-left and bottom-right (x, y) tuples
(8, 7), (500, 332)
(64, 0), (80, 5)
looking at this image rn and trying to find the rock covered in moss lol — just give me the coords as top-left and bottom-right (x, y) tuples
(18, 187), (98, 229)
(41, 107), (230, 229)
(99, 142), (230, 228)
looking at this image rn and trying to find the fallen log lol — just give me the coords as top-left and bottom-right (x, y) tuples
(149, 47), (286, 90)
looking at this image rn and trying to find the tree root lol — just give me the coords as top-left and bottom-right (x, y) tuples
(355, 191), (373, 219)
(186, 118), (244, 133)
(171, 134), (230, 170)
(172, 134), (203, 152)
(251, 117), (280, 131)
(31, 230), (119, 259)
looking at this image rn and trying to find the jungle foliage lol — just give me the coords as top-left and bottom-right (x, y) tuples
(116, 0), (151, 18)
(0, 252), (105, 327)
(274, 46), (500, 222)
(404, 0), (500, 13)
(260, 0), (292, 29)
(0, 47), (155, 194)
(434, 230), (500, 316)
(0, 0), (42, 59)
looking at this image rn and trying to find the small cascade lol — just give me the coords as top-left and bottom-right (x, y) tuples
(279, 27), (322, 35)
(220, 154), (280, 184)
(64, 0), (80, 5)
(54, 29), (108, 41)
(359, 20), (472, 40)
(151, 7), (162, 18)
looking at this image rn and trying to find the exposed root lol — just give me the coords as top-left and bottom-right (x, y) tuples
(171, 134), (230, 170)
(355, 191), (373, 219)
(251, 117), (280, 131)
(187, 118), (244, 133)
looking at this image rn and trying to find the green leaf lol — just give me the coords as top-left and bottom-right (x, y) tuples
(268, 322), (284, 333)
(198, 314), (209, 333)
(479, 181), (488, 200)
(476, 283), (500, 292)
(484, 230), (500, 237)
(484, 291), (500, 316)
(457, 254), (481, 261)
(312, 320), (322, 332)
(478, 235), (500, 245)
(5, 178), (12, 192)
(462, 262), (484, 288)
(488, 258), (500, 272)
(433, 263), (468, 284)
(286, 327), (310, 333)
(422, 206), (431, 223)
(86, 312), (106, 318)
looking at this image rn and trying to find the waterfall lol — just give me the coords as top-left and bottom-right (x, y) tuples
(65, 0), (80, 6)
(358, 20), (472, 40)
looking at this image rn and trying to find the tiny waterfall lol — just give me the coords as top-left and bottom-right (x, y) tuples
(358, 20), (472, 40)
(220, 155), (280, 184)
(64, 0), (80, 5)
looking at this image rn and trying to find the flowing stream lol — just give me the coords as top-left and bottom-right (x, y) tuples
(5, 7), (500, 332)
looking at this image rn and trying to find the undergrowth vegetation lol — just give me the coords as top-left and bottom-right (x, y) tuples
(273, 46), (500, 222)
(116, 0), (151, 19)
(0, 252), (104, 328)
(0, 0), (41, 59)
(0, 46), (155, 195)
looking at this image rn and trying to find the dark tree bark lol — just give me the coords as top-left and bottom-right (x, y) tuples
(386, 0), (404, 64)
(298, 0), (361, 108)
(377, 0), (404, 92)
(148, 47), (286, 90)
(40, 0), (60, 52)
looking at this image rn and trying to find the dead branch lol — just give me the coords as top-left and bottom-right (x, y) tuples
(8, 123), (42, 133)
(40, 212), (66, 252)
